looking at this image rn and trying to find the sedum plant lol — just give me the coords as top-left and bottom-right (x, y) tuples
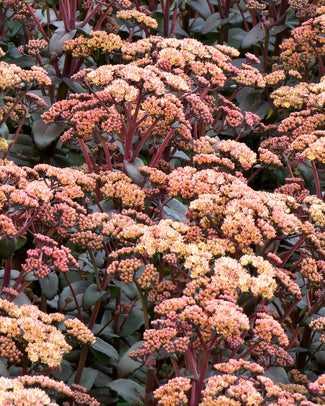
(2, 0), (325, 405)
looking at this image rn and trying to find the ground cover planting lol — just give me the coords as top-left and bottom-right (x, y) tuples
(2, 0), (325, 404)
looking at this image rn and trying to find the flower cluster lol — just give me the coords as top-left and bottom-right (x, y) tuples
(63, 31), (123, 58)
(0, 298), (69, 368)
(22, 234), (79, 277)
(43, 34), (245, 166)
(0, 375), (99, 406)
(274, 7), (325, 76)
(167, 167), (300, 251)
(117, 8), (158, 29)
(253, 312), (289, 346)
(154, 377), (191, 406)
(0, 62), (51, 90)
(64, 318), (96, 345)
(100, 171), (146, 209)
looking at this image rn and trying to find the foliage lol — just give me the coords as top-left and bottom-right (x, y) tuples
(1, 0), (325, 405)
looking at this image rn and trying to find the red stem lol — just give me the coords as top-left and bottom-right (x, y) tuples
(194, 349), (211, 404)
(130, 118), (159, 162)
(93, 8), (110, 31)
(206, 0), (214, 13)
(79, 139), (93, 173)
(281, 235), (306, 266)
(25, 4), (50, 42)
(233, 0), (250, 31)
(311, 160), (322, 199)
(163, 0), (171, 36)
(2, 256), (13, 291)
(149, 128), (176, 167)
(69, 0), (76, 29)
(81, 2), (103, 27)
(64, 272), (84, 322)
(74, 299), (102, 385)
(3, 111), (26, 160)
(100, 137), (113, 171)
(170, 6), (178, 35)
(59, 0), (71, 32)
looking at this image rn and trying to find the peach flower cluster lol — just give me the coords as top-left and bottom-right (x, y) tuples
(64, 318), (96, 345)
(0, 375), (99, 406)
(0, 298), (69, 368)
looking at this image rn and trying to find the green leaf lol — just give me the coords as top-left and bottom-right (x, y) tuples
(113, 280), (138, 300)
(0, 269), (20, 280)
(123, 158), (145, 185)
(189, 17), (205, 33)
(15, 236), (27, 250)
(315, 350), (325, 368)
(91, 337), (119, 362)
(39, 272), (59, 300)
(0, 237), (16, 260)
(163, 198), (188, 222)
(171, 121), (182, 129)
(300, 312), (312, 326)
(269, 25), (287, 36)
(264, 367), (289, 384)
(49, 27), (77, 55)
(117, 342), (144, 377)
(68, 367), (99, 391)
(241, 23), (265, 48)
(106, 379), (145, 403)
(82, 284), (109, 311)
(0, 124), (9, 139)
(202, 13), (229, 34)
(236, 88), (270, 119)
(227, 27), (247, 49)
(13, 292), (31, 306)
(50, 359), (73, 381)
(59, 280), (91, 310)
(0, 359), (9, 377)
(32, 120), (65, 151)
(119, 307), (144, 337)
(288, 347), (309, 353)
(186, 0), (212, 19)
(172, 150), (190, 161)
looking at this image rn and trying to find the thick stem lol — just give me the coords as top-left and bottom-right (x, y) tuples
(3, 111), (27, 159)
(170, 5), (178, 35)
(311, 160), (322, 199)
(2, 256), (13, 291)
(163, 0), (170, 36)
(100, 138), (113, 171)
(279, 298), (301, 324)
(281, 235), (306, 266)
(233, 0), (249, 31)
(149, 128), (176, 167)
(74, 299), (102, 384)
(296, 326), (312, 370)
(64, 273), (83, 322)
(144, 369), (155, 406)
(171, 357), (180, 376)
(263, 28), (270, 73)
(69, 0), (76, 29)
(25, 4), (50, 41)
(73, 344), (90, 384)
(136, 284), (150, 330)
(88, 250), (101, 289)
(194, 349), (211, 404)
(79, 139), (93, 173)
(130, 118), (159, 162)
(185, 347), (199, 380)
(59, 0), (71, 31)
